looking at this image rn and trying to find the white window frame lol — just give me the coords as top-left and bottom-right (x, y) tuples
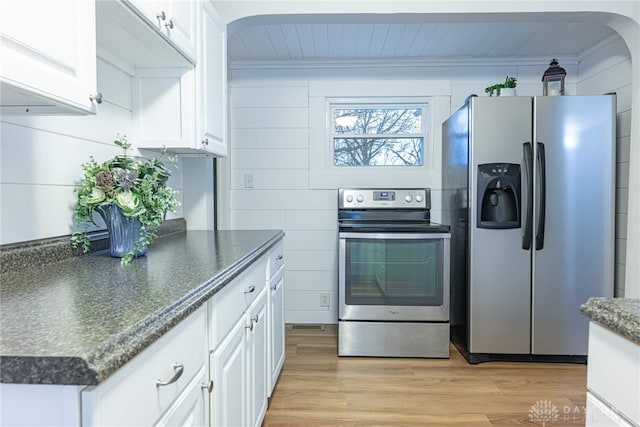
(309, 80), (450, 189)
(330, 100), (428, 167)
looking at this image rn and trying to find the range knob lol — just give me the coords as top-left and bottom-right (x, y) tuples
(356, 194), (364, 203)
(346, 195), (354, 203)
(416, 194), (424, 203)
(405, 195), (413, 203)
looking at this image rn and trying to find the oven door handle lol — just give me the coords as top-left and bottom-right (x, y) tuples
(339, 232), (451, 240)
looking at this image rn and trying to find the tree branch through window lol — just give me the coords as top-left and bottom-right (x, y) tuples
(332, 106), (425, 166)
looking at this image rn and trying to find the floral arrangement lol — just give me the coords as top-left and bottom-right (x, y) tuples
(72, 134), (179, 263)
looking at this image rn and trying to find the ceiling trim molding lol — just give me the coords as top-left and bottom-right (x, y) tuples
(579, 33), (628, 59)
(228, 55), (579, 71)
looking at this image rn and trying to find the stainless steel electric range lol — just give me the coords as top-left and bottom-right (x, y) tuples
(338, 188), (451, 358)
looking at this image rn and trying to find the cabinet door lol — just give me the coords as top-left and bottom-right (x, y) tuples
(268, 267), (286, 397)
(132, 67), (195, 149)
(124, 0), (163, 24)
(196, 1), (228, 156)
(248, 289), (268, 427)
(123, 0), (196, 63)
(210, 320), (247, 427)
(0, 0), (97, 114)
(164, 0), (197, 62)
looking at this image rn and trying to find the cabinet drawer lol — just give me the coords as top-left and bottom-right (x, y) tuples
(154, 367), (206, 427)
(82, 307), (206, 426)
(266, 240), (284, 279)
(209, 257), (266, 349)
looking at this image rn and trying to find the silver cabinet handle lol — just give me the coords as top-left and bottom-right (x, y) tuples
(202, 138), (209, 146)
(244, 285), (255, 294)
(165, 19), (174, 29)
(276, 255), (283, 261)
(156, 11), (166, 21)
(271, 284), (277, 291)
(89, 92), (103, 104)
(201, 380), (214, 393)
(245, 314), (259, 331)
(156, 363), (184, 387)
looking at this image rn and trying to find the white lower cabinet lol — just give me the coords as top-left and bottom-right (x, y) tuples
(82, 306), (207, 426)
(266, 240), (285, 396)
(585, 321), (640, 426)
(267, 266), (285, 396)
(210, 317), (247, 427)
(154, 367), (207, 427)
(210, 288), (268, 427)
(0, 240), (284, 427)
(586, 391), (634, 427)
(248, 289), (269, 427)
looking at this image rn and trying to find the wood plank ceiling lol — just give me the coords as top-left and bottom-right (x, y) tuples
(227, 14), (618, 63)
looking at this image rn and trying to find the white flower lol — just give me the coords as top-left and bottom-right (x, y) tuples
(87, 187), (105, 204)
(115, 190), (145, 216)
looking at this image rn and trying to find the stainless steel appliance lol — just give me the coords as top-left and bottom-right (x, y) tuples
(338, 188), (451, 358)
(442, 95), (616, 363)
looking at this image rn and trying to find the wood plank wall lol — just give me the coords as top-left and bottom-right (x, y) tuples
(226, 37), (633, 326)
(0, 59), (185, 245)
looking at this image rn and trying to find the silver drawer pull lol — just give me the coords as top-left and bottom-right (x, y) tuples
(271, 284), (277, 291)
(245, 321), (254, 331)
(156, 363), (184, 387)
(251, 315), (259, 324)
(244, 285), (255, 294)
(276, 255), (283, 261)
(165, 19), (174, 29)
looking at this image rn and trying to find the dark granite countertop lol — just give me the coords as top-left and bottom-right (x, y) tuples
(580, 297), (640, 345)
(0, 229), (284, 385)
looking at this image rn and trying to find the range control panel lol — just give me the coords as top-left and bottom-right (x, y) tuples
(339, 188), (430, 209)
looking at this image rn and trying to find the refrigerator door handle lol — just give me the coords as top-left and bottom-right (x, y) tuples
(536, 142), (547, 250)
(522, 142), (533, 250)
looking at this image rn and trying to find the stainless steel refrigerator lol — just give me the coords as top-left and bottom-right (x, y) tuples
(442, 95), (616, 363)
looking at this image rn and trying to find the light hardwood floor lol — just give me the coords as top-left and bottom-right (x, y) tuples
(263, 325), (587, 426)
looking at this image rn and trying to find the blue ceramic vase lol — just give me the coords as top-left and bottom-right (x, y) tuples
(95, 204), (147, 258)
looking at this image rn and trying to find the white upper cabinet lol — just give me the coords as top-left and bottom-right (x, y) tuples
(0, 0), (99, 115)
(1, 0), (226, 153)
(96, 1), (194, 68)
(196, 0), (228, 156)
(132, 1), (228, 156)
(123, 0), (197, 63)
(132, 67), (195, 149)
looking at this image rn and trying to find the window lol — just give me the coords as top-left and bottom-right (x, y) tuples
(308, 80), (451, 189)
(331, 105), (426, 167)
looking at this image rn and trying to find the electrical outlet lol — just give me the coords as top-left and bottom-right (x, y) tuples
(243, 173), (254, 188)
(320, 292), (330, 308)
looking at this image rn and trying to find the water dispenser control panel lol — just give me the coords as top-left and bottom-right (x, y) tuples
(477, 163), (521, 229)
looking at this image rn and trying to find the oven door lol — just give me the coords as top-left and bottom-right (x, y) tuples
(338, 232), (450, 322)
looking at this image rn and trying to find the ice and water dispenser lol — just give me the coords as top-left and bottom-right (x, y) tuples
(477, 163), (521, 229)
